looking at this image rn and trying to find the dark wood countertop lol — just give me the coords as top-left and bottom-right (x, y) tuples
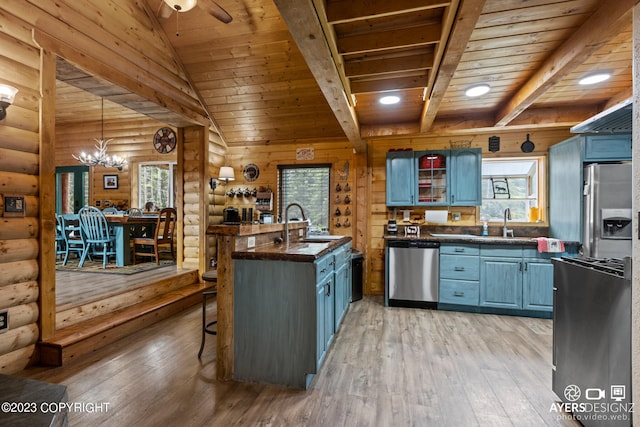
(207, 222), (307, 236)
(232, 236), (352, 262)
(384, 234), (580, 247)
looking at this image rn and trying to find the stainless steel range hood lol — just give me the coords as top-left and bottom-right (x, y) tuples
(571, 98), (632, 134)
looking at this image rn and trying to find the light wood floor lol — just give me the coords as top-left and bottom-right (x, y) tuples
(55, 265), (181, 308)
(22, 297), (579, 426)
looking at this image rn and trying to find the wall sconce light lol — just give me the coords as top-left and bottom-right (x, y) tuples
(210, 166), (235, 190)
(0, 84), (19, 120)
(218, 166), (235, 183)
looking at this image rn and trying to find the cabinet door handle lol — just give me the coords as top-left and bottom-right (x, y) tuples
(326, 282), (331, 296)
(453, 291), (465, 297)
(454, 266), (465, 271)
(524, 262), (528, 271)
(451, 194), (455, 204)
(454, 248), (465, 252)
(320, 268), (327, 274)
(519, 262), (523, 271)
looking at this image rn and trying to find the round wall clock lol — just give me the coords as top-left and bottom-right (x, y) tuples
(243, 164), (260, 182)
(153, 127), (177, 154)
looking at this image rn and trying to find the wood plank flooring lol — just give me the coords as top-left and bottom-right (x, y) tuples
(56, 265), (182, 308)
(21, 297), (580, 426)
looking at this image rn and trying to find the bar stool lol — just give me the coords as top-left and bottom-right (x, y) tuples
(198, 270), (218, 359)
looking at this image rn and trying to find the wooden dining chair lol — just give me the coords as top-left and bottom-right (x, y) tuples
(78, 206), (117, 269)
(61, 214), (86, 265)
(55, 214), (66, 261)
(132, 207), (176, 264)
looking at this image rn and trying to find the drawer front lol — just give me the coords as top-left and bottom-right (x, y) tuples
(440, 244), (480, 256)
(439, 279), (479, 306)
(479, 245), (523, 258)
(316, 254), (334, 283)
(440, 254), (479, 280)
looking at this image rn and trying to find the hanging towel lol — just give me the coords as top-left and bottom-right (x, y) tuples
(533, 237), (565, 253)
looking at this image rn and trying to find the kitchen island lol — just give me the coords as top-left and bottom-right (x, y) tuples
(232, 236), (352, 388)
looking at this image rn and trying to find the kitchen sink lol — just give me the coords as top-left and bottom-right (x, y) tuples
(301, 235), (345, 243)
(429, 233), (478, 238)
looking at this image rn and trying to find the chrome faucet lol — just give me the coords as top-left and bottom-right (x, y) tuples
(284, 203), (306, 246)
(503, 208), (513, 237)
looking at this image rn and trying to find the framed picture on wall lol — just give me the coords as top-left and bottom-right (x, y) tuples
(103, 175), (119, 190)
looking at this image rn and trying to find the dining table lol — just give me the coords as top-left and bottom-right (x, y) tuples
(105, 214), (159, 266)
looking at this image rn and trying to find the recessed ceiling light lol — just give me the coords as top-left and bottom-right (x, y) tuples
(579, 73), (611, 85)
(465, 84), (491, 97)
(379, 95), (400, 105)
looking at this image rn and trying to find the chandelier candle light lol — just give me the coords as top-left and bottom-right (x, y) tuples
(73, 98), (127, 171)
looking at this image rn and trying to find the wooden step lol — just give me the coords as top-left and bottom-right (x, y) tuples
(56, 269), (201, 329)
(39, 281), (212, 366)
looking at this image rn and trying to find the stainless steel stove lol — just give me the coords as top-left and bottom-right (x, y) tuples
(557, 256), (631, 278)
(552, 256), (632, 426)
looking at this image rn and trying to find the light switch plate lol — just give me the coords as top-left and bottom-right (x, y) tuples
(0, 310), (8, 334)
(247, 236), (256, 248)
(298, 229), (304, 236)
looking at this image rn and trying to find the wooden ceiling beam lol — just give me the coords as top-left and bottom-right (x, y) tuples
(420, 0), (485, 132)
(337, 22), (441, 55)
(327, 0), (451, 24)
(274, 0), (365, 153)
(494, 0), (636, 127)
(351, 74), (429, 93)
(345, 52), (434, 78)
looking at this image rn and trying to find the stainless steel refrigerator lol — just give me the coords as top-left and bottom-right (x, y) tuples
(582, 163), (632, 258)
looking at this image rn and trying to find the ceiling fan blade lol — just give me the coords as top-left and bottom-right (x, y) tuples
(157, 1), (174, 19)
(204, 1), (233, 24)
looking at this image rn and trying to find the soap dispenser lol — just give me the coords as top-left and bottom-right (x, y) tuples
(482, 220), (489, 236)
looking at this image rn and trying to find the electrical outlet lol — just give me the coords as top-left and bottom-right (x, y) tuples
(298, 229), (304, 237)
(452, 212), (461, 221)
(247, 236), (256, 248)
(0, 310), (8, 334)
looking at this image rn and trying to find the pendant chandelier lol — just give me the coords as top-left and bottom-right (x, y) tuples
(72, 98), (127, 171)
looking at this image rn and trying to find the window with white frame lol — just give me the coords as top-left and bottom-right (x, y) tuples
(480, 157), (545, 223)
(138, 162), (177, 210)
(278, 164), (331, 232)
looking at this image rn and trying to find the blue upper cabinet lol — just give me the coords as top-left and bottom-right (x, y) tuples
(415, 150), (450, 206)
(449, 148), (482, 206)
(386, 148), (482, 207)
(583, 134), (632, 161)
(386, 151), (415, 206)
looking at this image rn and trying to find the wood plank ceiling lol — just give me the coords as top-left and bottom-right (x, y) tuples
(55, 0), (635, 151)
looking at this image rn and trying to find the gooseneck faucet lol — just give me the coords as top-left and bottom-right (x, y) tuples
(503, 208), (513, 237)
(284, 203), (306, 246)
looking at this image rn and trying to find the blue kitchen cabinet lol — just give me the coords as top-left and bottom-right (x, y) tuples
(415, 150), (449, 206)
(449, 148), (482, 206)
(583, 134), (631, 162)
(333, 242), (351, 330)
(522, 258), (554, 311)
(386, 148), (482, 207)
(386, 151), (415, 206)
(439, 244), (480, 306)
(480, 256), (523, 309)
(440, 242), (575, 317)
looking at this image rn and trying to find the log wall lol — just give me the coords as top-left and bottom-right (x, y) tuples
(55, 118), (178, 210)
(0, 10), (41, 373)
(0, 0), (216, 374)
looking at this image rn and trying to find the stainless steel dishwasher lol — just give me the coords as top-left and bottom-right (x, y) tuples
(387, 240), (439, 309)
